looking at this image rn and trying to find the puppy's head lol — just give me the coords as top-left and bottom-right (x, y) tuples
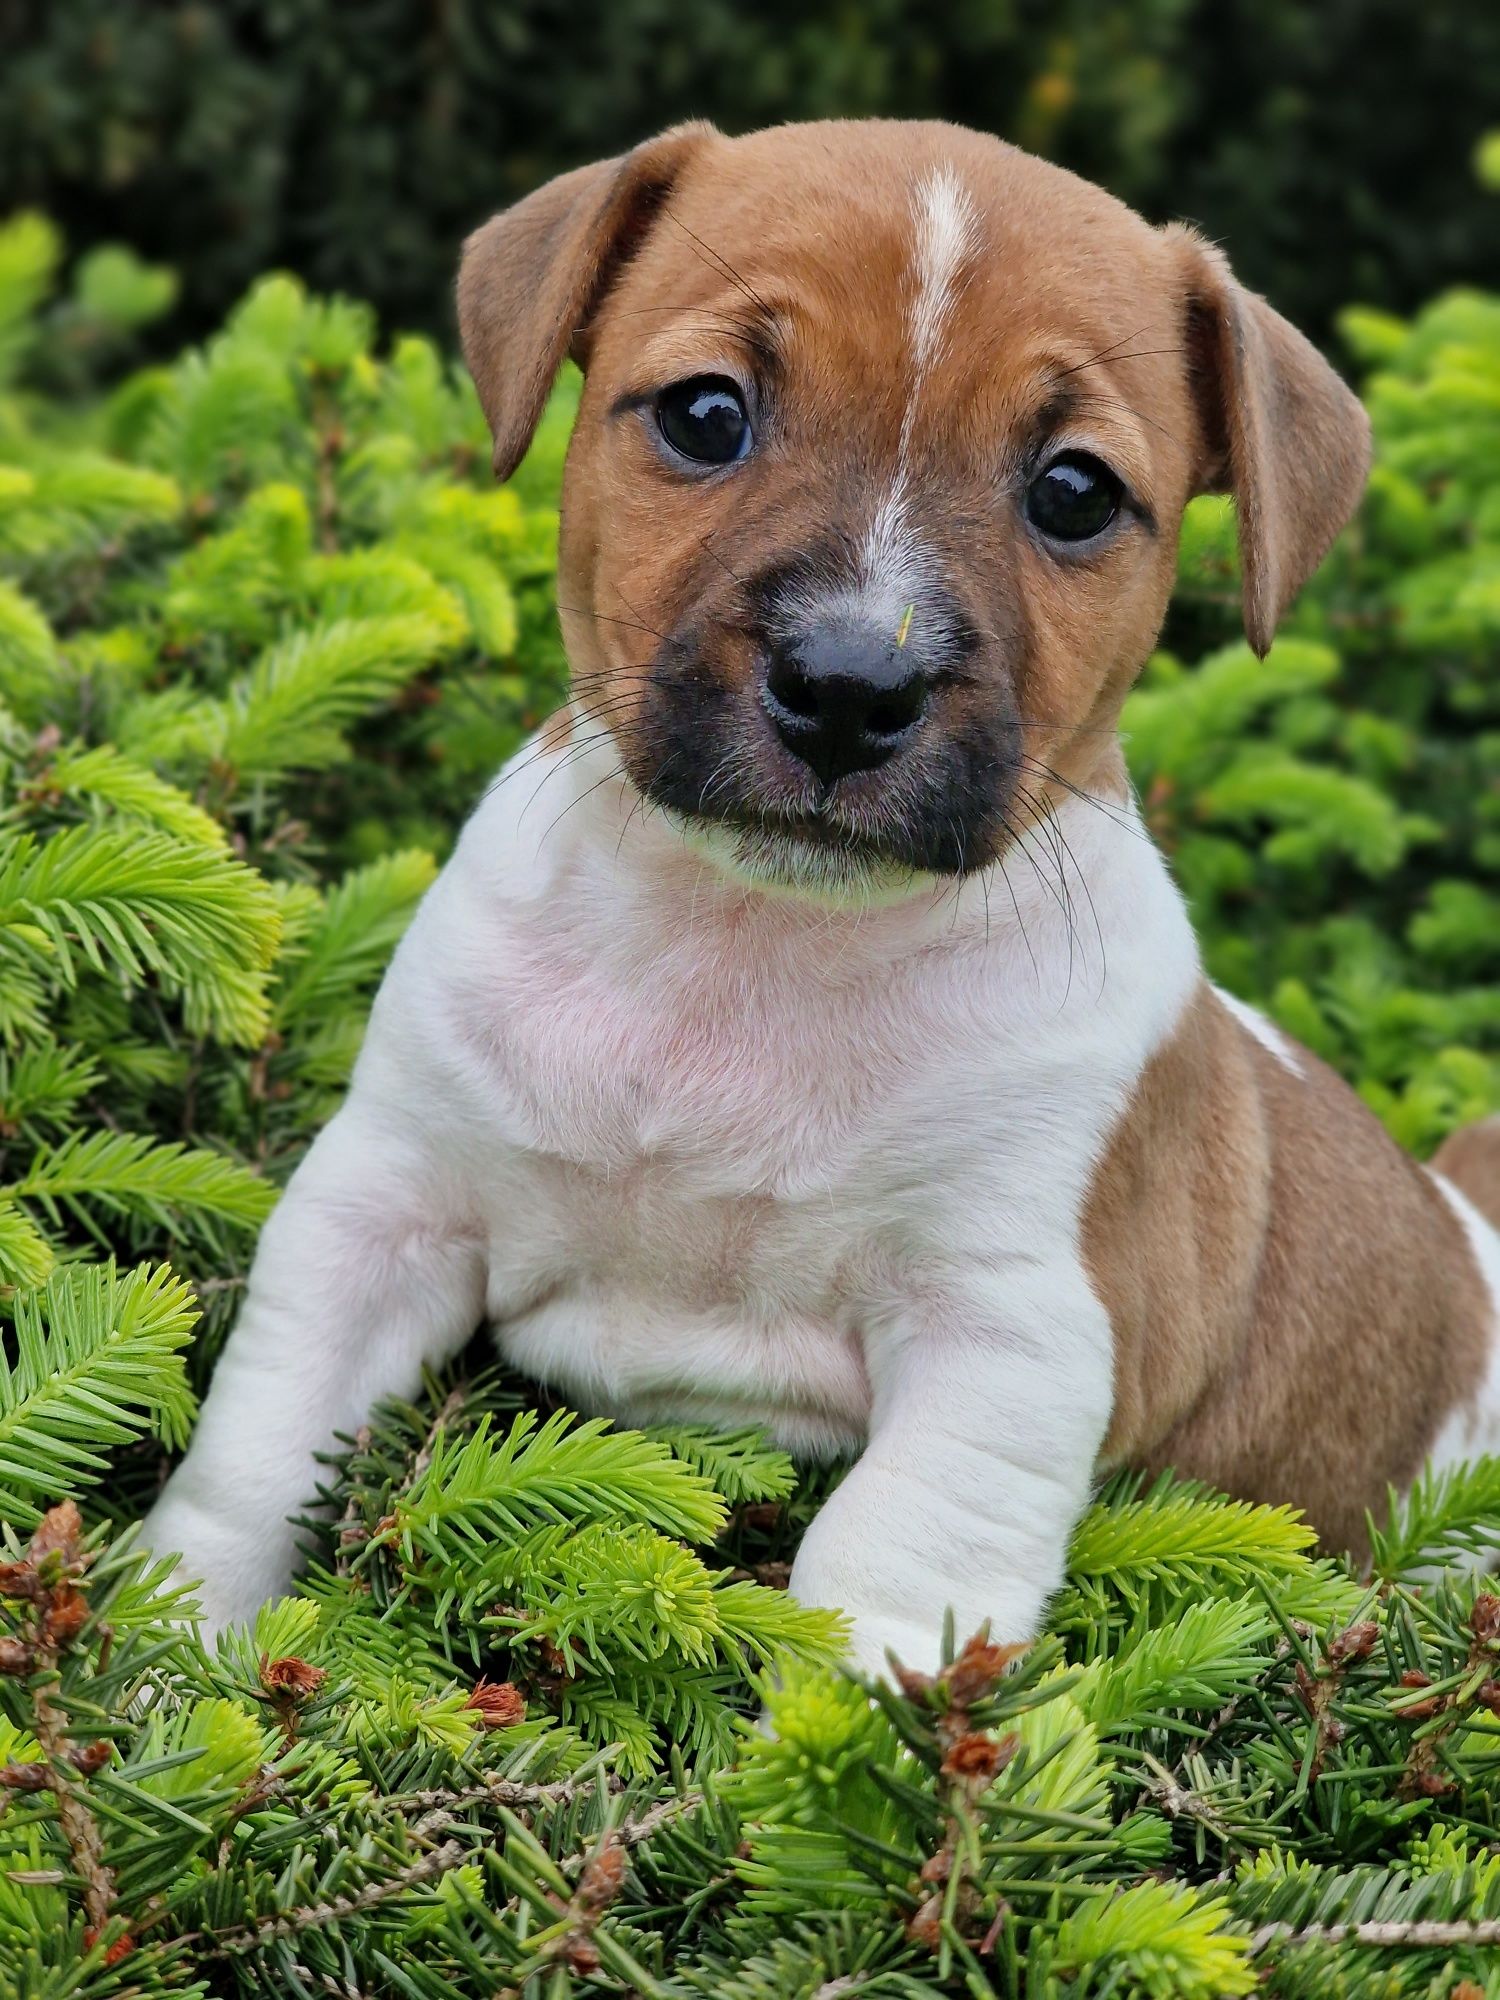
(460, 120), (1370, 895)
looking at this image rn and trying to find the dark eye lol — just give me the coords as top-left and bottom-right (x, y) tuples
(655, 377), (752, 467)
(1025, 452), (1124, 543)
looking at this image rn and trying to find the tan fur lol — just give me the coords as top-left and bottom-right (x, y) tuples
(459, 120), (1370, 826)
(1163, 228), (1372, 656)
(1433, 1117), (1500, 1233)
(572, 121), (1191, 813)
(1085, 990), (1493, 1557)
(458, 125), (714, 481)
(457, 118), (1488, 1559)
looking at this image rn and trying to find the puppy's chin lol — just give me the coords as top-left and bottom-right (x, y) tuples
(666, 813), (935, 907)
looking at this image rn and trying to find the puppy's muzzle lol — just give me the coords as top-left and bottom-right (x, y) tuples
(762, 620), (927, 787)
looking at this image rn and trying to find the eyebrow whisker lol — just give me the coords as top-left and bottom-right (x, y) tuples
(1068, 387), (1193, 464)
(555, 604), (666, 641)
(658, 206), (776, 321)
(1051, 323), (1168, 379)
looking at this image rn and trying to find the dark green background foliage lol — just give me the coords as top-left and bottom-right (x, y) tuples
(3, 0), (1499, 348)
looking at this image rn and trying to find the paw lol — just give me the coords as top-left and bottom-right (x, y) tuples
(838, 1611), (952, 1684)
(138, 1491), (286, 1641)
(834, 1605), (1035, 1688)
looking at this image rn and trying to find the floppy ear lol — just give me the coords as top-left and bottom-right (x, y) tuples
(1170, 230), (1371, 656)
(458, 122), (717, 481)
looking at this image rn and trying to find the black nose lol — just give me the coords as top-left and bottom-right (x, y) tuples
(763, 626), (927, 785)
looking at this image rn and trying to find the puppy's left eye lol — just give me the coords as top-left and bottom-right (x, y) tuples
(1025, 452), (1124, 543)
(655, 377), (753, 466)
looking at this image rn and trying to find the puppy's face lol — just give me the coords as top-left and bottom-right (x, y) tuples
(461, 122), (1370, 895)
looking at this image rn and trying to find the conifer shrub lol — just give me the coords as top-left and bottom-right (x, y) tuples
(6, 1), (1499, 347)
(1, 212), (1499, 1996)
(1140, 287), (1500, 1156)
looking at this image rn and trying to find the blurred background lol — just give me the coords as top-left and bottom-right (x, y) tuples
(4, 0), (1499, 351)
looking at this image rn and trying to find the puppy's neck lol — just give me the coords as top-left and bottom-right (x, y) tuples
(489, 716), (1162, 1003)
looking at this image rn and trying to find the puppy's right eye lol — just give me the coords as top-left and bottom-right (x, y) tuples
(655, 377), (753, 467)
(1025, 451), (1123, 544)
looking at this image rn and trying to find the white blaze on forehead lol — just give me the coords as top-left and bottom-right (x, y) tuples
(907, 165), (981, 393)
(858, 165), (980, 614)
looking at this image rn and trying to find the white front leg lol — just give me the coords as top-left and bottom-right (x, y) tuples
(143, 1096), (486, 1632)
(788, 1259), (1113, 1678)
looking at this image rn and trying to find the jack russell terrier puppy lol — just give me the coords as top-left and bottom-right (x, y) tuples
(145, 118), (1500, 1675)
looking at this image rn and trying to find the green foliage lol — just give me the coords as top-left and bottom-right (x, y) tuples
(3, 4), (1499, 348)
(22, 1422), (1500, 1997)
(3, 212), (1500, 1997)
(1132, 287), (1500, 1155)
(0, 1262), (198, 1523)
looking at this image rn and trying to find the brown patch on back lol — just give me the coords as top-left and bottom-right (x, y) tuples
(1085, 986), (1492, 1558)
(1433, 1117), (1500, 1234)
(1088, 988), (1268, 1458)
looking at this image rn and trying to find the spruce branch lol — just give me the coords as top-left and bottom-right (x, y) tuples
(396, 1765), (622, 1842)
(1251, 1915), (1500, 1952)
(0, 1261), (199, 1523)
(213, 613), (459, 787)
(197, 1838), (469, 1957)
(386, 1408), (728, 1562)
(0, 1503), (118, 1943)
(1367, 1454), (1500, 1578)
(33, 742), (228, 853)
(272, 848), (436, 1030)
(0, 821), (280, 1044)
(8, 1127), (275, 1231)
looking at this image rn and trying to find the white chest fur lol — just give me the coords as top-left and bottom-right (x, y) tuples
(144, 728), (1204, 1658)
(362, 734), (1202, 1456)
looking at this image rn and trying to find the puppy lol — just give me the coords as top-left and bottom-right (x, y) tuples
(145, 119), (1500, 1673)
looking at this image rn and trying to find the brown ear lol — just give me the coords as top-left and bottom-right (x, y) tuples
(1172, 231), (1371, 656)
(458, 122), (717, 481)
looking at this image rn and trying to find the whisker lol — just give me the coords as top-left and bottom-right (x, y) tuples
(658, 208), (775, 320)
(995, 796), (1083, 995)
(608, 303), (769, 330)
(476, 701), (647, 813)
(1016, 790), (1081, 1000)
(1052, 324), (1168, 379)
(614, 786), (649, 863)
(554, 604), (666, 642)
(514, 733), (619, 821)
(695, 750), (740, 818)
(1015, 780), (1106, 995)
(1068, 346), (1185, 371)
(1069, 386), (1193, 464)
(564, 666), (658, 688)
(559, 685), (659, 713)
(699, 532), (748, 590)
(608, 574), (663, 639)
(534, 761), (631, 854)
(1035, 790), (1107, 985)
(993, 851), (1037, 983)
(1016, 756), (1150, 843)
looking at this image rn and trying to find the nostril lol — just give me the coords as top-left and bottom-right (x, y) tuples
(765, 656), (820, 721)
(866, 683), (926, 738)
